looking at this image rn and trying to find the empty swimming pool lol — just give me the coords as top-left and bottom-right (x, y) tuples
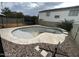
(12, 26), (65, 39)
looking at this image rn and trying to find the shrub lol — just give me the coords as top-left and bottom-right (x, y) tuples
(58, 19), (74, 32)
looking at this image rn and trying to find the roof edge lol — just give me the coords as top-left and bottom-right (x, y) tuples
(39, 5), (79, 13)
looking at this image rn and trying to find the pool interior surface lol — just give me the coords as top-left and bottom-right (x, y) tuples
(12, 27), (63, 39)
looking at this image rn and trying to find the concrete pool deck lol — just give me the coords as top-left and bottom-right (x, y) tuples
(0, 25), (79, 57)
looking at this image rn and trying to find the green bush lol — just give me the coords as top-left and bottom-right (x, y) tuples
(58, 19), (74, 32)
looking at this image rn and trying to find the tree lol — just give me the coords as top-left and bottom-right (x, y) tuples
(24, 15), (38, 25)
(15, 12), (24, 18)
(1, 7), (11, 17)
(31, 16), (38, 24)
(31, 16), (38, 20)
(1, 7), (24, 18)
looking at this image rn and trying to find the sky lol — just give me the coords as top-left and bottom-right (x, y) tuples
(0, 2), (79, 16)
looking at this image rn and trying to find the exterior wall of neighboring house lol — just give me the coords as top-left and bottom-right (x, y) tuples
(38, 7), (79, 26)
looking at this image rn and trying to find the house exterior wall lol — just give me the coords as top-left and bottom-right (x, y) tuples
(38, 20), (61, 27)
(39, 8), (79, 22)
(38, 7), (79, 26)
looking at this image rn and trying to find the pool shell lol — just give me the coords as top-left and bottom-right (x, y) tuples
(12, 25), (66, 40)
(0, 25), (68, 57)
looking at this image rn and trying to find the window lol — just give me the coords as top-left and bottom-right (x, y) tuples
(69, 9), (79, 16)
(46, 11), (50, 16)
(54, 15), (60, 18)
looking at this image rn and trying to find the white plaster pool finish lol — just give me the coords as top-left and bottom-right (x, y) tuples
(0, 25), (68, 45)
